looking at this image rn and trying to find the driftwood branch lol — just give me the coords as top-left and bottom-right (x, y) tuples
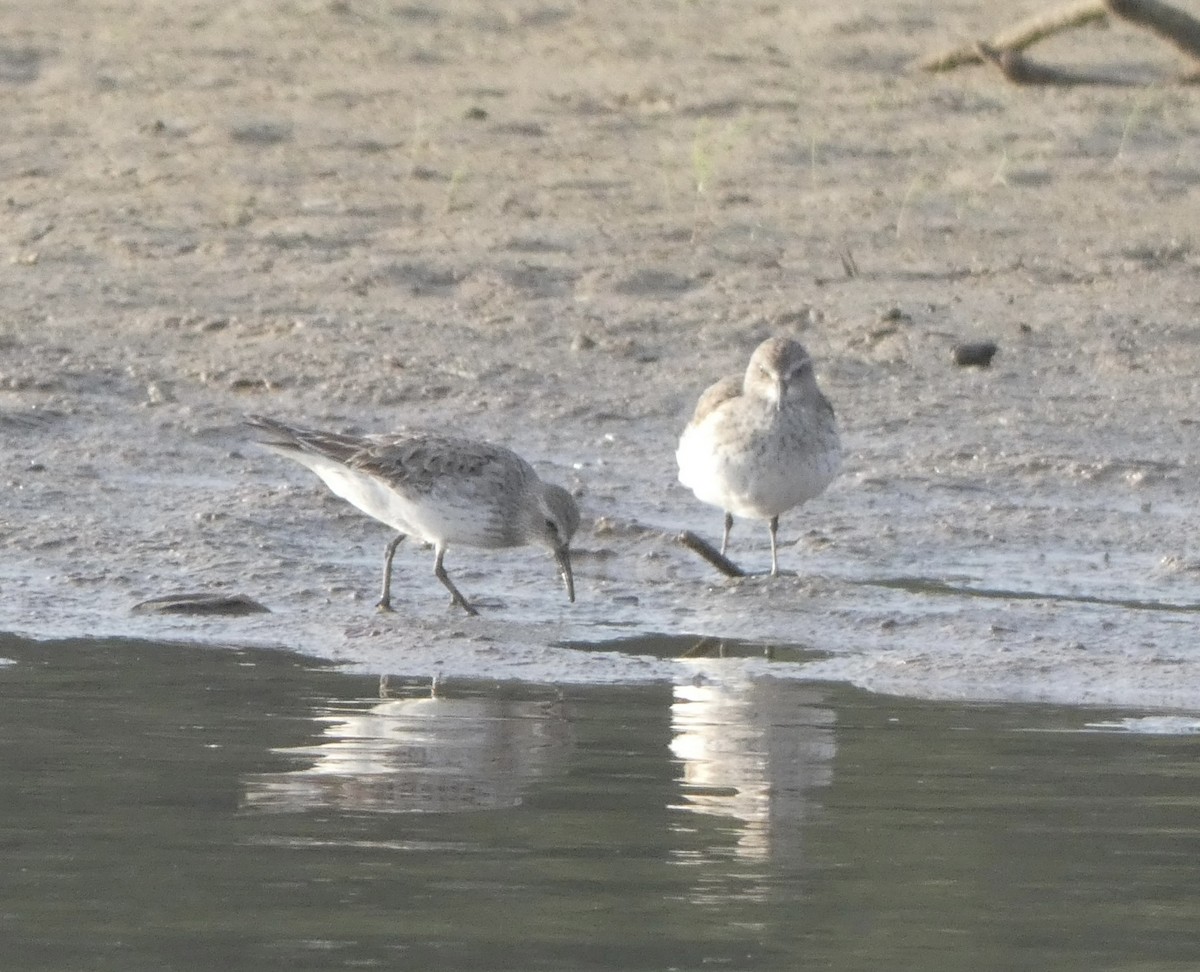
(1106, 0), (1200, 64)
(919, 0), (1107, 72)
(920, 0), (1200, 82)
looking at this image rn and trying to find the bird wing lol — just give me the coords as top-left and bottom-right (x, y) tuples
(348, 435), (531, 496)
(687, 374), (742, 425)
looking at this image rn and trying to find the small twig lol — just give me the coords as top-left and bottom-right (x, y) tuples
(895, 174), (922, 238)
(677, 530), (746, 578)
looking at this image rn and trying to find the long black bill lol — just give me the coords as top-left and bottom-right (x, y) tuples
(555, 546), (575, 603)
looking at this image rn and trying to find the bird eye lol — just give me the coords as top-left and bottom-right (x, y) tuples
(545, 518), (559, 538)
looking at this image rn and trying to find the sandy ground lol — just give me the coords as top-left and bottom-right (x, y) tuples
(2, 1), (1199, 706)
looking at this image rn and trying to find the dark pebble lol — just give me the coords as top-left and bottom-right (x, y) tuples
(880, 306), (912, 324)
(953, 341), (998, 367)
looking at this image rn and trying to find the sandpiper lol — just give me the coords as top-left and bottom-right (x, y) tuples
(246, 416), (579, 615)
(676, 337), (841, 575)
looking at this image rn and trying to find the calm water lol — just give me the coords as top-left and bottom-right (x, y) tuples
(2, 633), (1199, 971)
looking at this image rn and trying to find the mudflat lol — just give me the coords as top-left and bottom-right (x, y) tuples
(3, 1), (1198, 704)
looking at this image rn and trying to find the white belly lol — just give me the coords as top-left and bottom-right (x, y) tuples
(284, 451), (508, 547)
(677, 410), (840, 520)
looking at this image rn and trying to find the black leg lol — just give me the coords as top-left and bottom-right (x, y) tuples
(433, 545), (478, 616)
(720, 511), (734, 555)
(377, 534), (405, 611)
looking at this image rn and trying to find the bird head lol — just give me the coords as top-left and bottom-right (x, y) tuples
(534, 483), (580, 603)
(745, 337), (816, 412)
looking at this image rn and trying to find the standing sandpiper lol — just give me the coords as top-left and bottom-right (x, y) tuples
(246, 416), (579, 615)
(676, 337), (841, 576)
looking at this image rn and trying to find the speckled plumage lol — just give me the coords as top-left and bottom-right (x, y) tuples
(246, 416), (579, 614)
(676, 337), (841, 575)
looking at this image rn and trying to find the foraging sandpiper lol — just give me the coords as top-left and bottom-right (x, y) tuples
(676, 337), (840, 575)
(246, 416), (579, 614)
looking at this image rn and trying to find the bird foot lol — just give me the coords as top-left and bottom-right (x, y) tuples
(450, 597), (480, 617)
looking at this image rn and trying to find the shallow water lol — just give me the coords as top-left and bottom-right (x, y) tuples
(3, 632), (1199, 971)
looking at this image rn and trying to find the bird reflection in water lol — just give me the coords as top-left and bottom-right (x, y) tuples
(669, 676), (835, 899)
(241, 680), (573, 814)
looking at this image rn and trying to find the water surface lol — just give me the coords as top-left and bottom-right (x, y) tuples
(2, 633), (1198, 971)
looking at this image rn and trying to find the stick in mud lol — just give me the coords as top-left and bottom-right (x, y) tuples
(677, 530), (746, 578)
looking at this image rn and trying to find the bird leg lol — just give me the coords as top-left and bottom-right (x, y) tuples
(433, 544), (479, 616)
(720, 511), (734, 555)
(377, 534), (406, 611)
(768, 515), (780, 577)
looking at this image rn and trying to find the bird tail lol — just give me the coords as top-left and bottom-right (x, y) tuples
(244, 415), (364, 463)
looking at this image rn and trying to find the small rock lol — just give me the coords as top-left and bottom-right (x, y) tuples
(146, 381), (175, 404)
(591, 516), (656, 539)
(229, 376), (276, 393)
(571, 333), (596, 351)
(775, 306), (821, 328)
(953, 340), (998, 367)
(132, 593), (270, 616)
(229, 121), (293, 145)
